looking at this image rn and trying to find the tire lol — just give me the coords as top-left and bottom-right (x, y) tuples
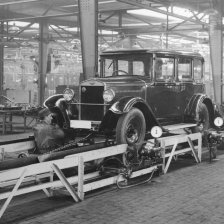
(116, 108), (146, 145)
(193, 103), (210, 133)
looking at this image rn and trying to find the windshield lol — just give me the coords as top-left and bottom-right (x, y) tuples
(100, 54), (152, 78)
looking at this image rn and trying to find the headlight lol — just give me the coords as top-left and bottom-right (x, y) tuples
(103, 89), (115, 103)
(63, 88), (75, 101)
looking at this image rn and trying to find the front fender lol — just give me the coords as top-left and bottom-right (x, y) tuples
(100, 96), (159, 132)
(184, 93), (215, 125)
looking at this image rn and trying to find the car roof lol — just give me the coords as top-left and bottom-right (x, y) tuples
(101, 49), (203, 59)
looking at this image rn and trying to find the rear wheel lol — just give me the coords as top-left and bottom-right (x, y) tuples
(116, 108), (146, 145)
(193, 103), (210, 133)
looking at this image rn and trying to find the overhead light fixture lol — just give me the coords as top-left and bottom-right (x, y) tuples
(8, 22), (20, 33)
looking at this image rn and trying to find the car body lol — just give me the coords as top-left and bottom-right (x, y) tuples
(70, 49), (216, 144)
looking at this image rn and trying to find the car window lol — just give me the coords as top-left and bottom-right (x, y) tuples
(194, 59), (203, 82)
(154, 57), (174, 81)
(104, 59), (115, 77)
(118, 60), (129, 74)
(133, 61), (145, 76)
(178, 58), (192, 81)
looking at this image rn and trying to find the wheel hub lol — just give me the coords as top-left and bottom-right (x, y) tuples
(126, 125), (139, 143)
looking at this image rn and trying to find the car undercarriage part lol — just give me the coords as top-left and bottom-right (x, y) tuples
(116, 167), (157, 189)
(205, 129), (223, 161)
(98, 141), (163, 188)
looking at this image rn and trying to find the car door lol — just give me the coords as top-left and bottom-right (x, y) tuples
(176, 56), (200, 115)
(147, 55), (181, 124)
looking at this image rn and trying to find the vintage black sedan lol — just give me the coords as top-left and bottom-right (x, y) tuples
(67, 49), (215, 144)
(42, 49), (217, 146)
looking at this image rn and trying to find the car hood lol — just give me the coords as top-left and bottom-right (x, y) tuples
(81, 76), (147, 86)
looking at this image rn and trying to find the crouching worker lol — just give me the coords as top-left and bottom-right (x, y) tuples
(33, 108), (65, 154)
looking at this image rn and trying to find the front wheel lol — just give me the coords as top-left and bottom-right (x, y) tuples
(116, 108), (146, 145)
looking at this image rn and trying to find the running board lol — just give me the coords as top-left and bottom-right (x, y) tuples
(163, 123), (196, 131)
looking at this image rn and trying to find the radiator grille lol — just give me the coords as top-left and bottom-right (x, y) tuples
(80, 86), (104, 121)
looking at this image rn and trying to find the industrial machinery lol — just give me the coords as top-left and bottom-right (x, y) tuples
(205, 117), (224, 161)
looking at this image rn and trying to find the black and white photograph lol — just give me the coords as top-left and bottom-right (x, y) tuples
(0, 0), (224, 223)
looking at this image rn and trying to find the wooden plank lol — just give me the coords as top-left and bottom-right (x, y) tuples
(0, 172), (52, 188)
(0, 168), (27, 218)
(0, 133), (33, 142)
(0, 140), (35, 153)
(187, 137), (200, 163)
(0, 144), (127, 183)
(163, 141), (178, 174)
(0, 172), (99, 201)
(66, 144), (127, 162)
(164, 147), (198, 157)
(197, 134), (202, 162)
(78, 156), (84, 201)
(35, 175), (52, 197)
(52, 163), (79, 202)
(158, 132), (201, 174)
(0, 157), (79, 183)
(147, 133), (201, 147)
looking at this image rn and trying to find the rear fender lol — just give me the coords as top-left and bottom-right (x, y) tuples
(184, 94), (215, 125)
(100, 96), (159, 132)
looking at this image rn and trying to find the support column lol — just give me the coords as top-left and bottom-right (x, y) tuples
(78, 0), (98, 80)
(0, 22), (4, 102)
(38, 20), (49, 105)
(209, 9), (223, 105)
(127, 36), (137, 49)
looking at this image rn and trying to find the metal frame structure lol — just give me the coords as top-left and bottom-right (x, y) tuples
(0, 0), (222, 105)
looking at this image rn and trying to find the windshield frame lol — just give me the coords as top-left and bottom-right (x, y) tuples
(99, 53), (153, 78)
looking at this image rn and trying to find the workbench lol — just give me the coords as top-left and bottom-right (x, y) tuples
(0, 109), (26, 135)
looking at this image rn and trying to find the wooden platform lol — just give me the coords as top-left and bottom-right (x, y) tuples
(0, 132), (34, 143)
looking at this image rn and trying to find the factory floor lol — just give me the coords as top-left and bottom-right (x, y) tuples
(0, 138), (224, 224)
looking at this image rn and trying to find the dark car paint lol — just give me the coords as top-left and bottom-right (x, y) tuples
(79, 49), (214, 132)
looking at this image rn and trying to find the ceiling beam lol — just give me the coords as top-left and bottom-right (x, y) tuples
(127, 11), (154, 26)
(169, 13), (200, 30)
(117, 0), (207, 26)
(0, 0), (44, 6)
(0, 11), (78, 22)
